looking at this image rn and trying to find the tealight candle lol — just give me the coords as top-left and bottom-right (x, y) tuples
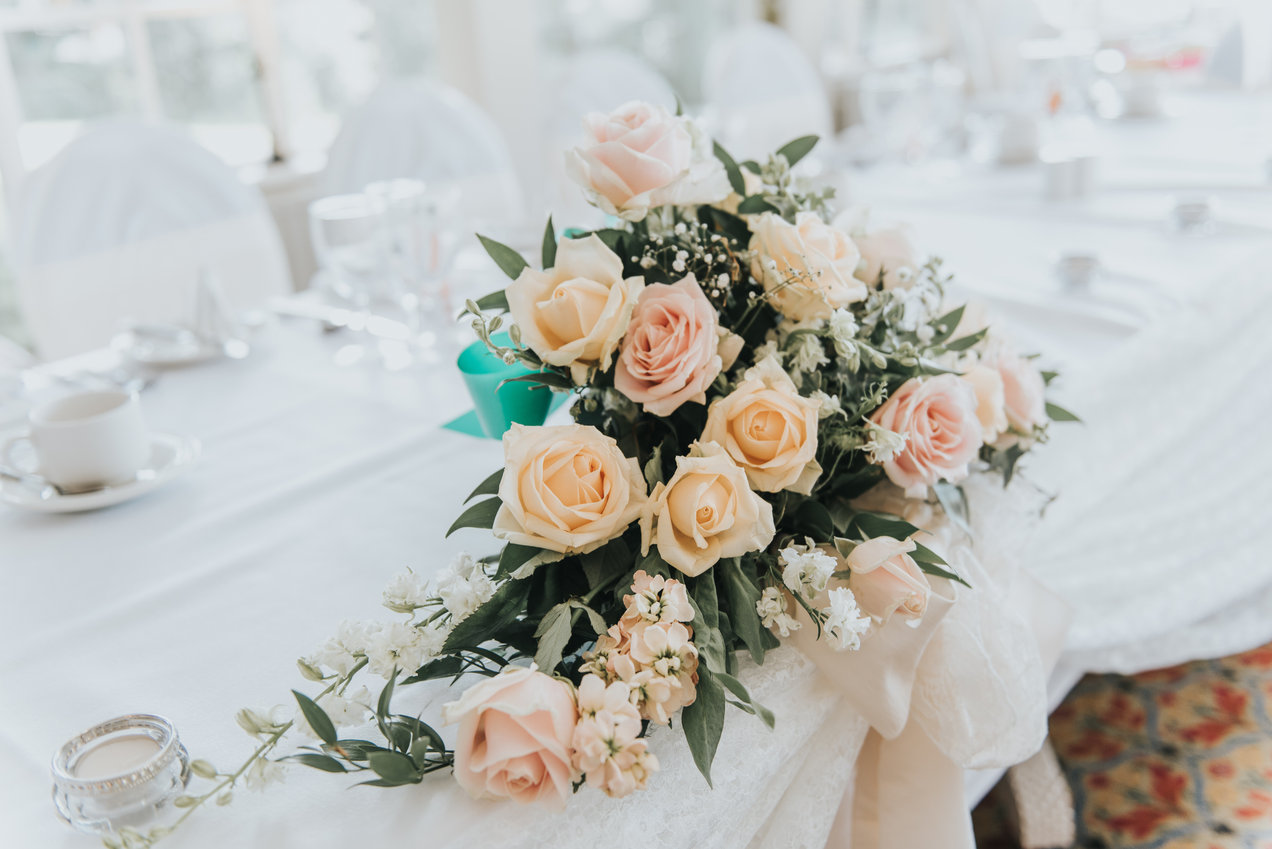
(52, 714), (190, 837)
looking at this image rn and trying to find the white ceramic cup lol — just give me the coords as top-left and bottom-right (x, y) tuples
(4, 390), (150, 491)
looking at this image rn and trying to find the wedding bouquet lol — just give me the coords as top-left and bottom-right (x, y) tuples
(128, 102), (1075, 847)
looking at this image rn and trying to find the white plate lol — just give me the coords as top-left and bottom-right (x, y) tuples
(0, 432), (200, 513)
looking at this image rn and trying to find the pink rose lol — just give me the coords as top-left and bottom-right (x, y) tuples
(565, 102), (729, 222)
(869, 375), (984, 496)
(614, 275), (740, 416)
(853, 225), (922, 290)
(442, 666), (578, 809)
(845, 536), (931, 626)
(993, 347), (1047, 436)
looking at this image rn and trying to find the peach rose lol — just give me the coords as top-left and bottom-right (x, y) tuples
(845, 537), (931, 626)
(640, 442), (776, 577)
(614, 275), (740, 416)
(993, 347), (1047, 435)
(701, 357), (821, 493)
(565, 102), (729, 222)
(749, 211), (866, 321)
(962, 364), (1008, 444)
(853, 225), (922, 290)
(442, 666), (578, 809)
(493, 423), (646, 555)
(869, 375), (983, 497)
(505, 234), (643, 383)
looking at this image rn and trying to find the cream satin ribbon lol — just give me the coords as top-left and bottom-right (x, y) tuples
(789, 565), (1072, 849)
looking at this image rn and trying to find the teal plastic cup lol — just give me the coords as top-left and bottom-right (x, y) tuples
(457, 333), (553, 438)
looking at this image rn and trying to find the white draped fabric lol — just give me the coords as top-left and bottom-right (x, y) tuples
(12, 122), (290, 359)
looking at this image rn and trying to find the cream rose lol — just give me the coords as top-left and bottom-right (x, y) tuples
(493, 423), (646, 555)
(749, 211), (866, 321)
(869, 375), (984, 497)
(853, 225), (922, 290)
(566, 101), (729, 222)
(505, 234), (643, 383)
(845, 537), (931, 626)
(962, 364), (1008, 444)
(640, 442), (776, 577)
(442, 666), (578, 809)
(701, 357), (821, 494)
(614, 275), (740, 416)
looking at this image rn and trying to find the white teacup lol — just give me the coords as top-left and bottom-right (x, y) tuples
(4, 390), (150, 492)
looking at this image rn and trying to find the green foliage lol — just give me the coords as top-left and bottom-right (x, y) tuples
(446, 497), (501, 537)
(775, 135), (818, 167)
(477, 234), (529, 280)
(541, 216), (557, 268)
(682, 665), (725, 786)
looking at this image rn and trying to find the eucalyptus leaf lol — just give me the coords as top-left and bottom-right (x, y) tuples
(466, 468), (504, 502)
(477, 234), (529, 280)
(681, 666), (725, 786)
(775, 135), (819, 167)
(541, 216), (557, 268)
(1045, 401), (1081, 422)
(291, 690), (337, 745)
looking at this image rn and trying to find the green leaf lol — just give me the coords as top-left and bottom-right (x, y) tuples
(740, 159), (761, 173)
(849, 511), (920, 541)
(477, 234), (529, 280)
(916, 560), (971, 588)
(324, 739), (381, 761)
(285, 753), (347, 773)
(497, 543), (543, 580)
(497, 371), (574, 391)
(443, 577), (532, 652)
(1045, 401), (1081, 423)
(367, 750), (420, 783)
(689, 576), (726, 674)
(1040, 370), (1059, 386)
(929, 305), (966, 345)
(643, 442), (665, 490)
(466, 468), (504, 503)
(291, 690), (337, 745)
(716, 671), (775, 729)
(376, 675), (396, 727)
(718, 559), (767, 665)
(474, 288), (509, 313)
(944, 328), (988, 351)
(592, 228), (626, 252)
(355, 777), (418, 788)
(533, 602), (574, 672)
(682, 666), (725, 786)
(568, 599), (609, 636)
(541, 216), (557, 269)
(791, 499), (835, 541)
(932, 481), (973, 538)
(775, 135), (819, 168)
(446, 497), (501, 537)
(736, 195), (779, 215)
(713, 141), (745, 196)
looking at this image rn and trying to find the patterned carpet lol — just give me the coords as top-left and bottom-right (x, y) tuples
(974, 642), (1272, 849)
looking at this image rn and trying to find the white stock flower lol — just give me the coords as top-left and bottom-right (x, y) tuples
(810, 390), (844, 419)
(753, 338), (782, 365)
(779, 542), (836, 602)
(364, 622), (443, 679)
(312, 620), (374, 677)
(787, 333), (829, 375)
(436, 553), (495, 622)
(382, 570), (432, 614)
(822, 587), (872, 652)
(828, 309), (859, 351)
(243, 758), (287, 791)
(756, 586), (801, 637)
(863, 421), (908, 464)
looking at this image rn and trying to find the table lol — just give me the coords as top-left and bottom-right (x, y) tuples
(4, 92), (1271, 848)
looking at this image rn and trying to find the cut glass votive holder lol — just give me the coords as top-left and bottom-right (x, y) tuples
(52, 714), (190, 836)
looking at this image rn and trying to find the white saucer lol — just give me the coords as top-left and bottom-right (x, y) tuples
(113, 325), (224, 368)
(0, 432), (200, 513)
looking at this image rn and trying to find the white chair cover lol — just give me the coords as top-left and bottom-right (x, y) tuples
(322, 79), (525, 225)
(13, 120), (291, 359)
(547, 50), (679, 228)
(702, 23), (833, 162)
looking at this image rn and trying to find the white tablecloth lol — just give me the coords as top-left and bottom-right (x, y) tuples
(4, 92), (1272, 848)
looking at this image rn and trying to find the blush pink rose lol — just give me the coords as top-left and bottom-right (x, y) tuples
(615, 275), (740, 416)
(869, 374), (984, 496)
(993, 347), (1047, 435)
(845, 536), (931, 626)
(442, 666), (579, 809)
